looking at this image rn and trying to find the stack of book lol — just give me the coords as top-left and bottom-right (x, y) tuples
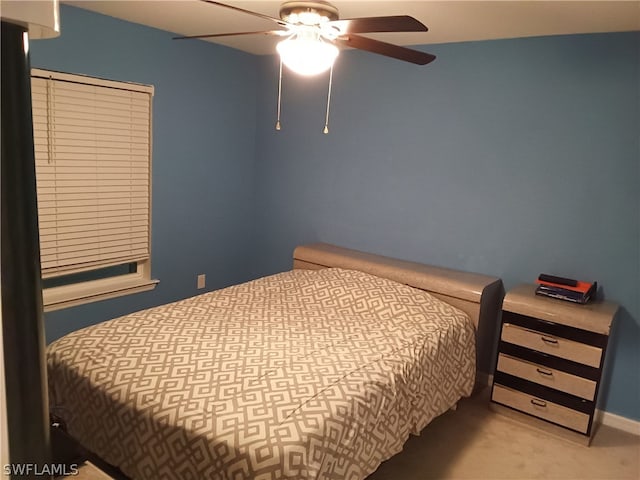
(535, 274), (597, 304)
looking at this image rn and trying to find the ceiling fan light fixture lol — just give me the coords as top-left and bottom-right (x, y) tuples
(276, 34), (338, 76)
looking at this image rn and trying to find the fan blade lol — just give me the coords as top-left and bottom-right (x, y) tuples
(336, 34), (436, 65)
(173, 30), (285, 40)
(199, 0), (288, 27)
(329, 15), (427, 34)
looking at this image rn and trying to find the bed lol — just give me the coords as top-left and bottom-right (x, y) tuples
(47, 243), (502, 479)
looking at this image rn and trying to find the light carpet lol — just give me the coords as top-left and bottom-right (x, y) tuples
(368, 388), (639, 480)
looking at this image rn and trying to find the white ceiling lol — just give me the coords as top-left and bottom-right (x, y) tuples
(66, 1), (640, 55)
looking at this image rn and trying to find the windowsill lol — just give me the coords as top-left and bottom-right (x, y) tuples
(42, 273), (159, 312)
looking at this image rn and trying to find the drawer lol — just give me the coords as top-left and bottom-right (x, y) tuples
(492, 384), (590, 434)
(497, 354), (597, 400)
(501, 323), (602, 368)
(502, 311), (608, 348)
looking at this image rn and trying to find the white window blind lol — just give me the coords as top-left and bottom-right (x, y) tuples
(31, 69), (153, 279)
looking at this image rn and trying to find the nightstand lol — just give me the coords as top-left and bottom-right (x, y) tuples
(490, 284), (618, 445)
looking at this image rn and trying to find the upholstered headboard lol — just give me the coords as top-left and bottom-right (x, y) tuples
(293, 243), (504, 378)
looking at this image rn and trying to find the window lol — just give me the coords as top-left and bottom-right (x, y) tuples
(31, 69), (158, 312)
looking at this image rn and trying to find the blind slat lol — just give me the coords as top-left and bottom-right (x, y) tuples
(41, 227), (148, 243)
(42, 232), (148, 250)
(33, 122), (149, 138)
(33, 151), (149, 163)
(38, 204), (148, 215)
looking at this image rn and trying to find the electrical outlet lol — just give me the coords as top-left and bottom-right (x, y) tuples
(197, 274), (206, 289)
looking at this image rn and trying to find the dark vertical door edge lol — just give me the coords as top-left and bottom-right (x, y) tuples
(1, 20), (51, 476)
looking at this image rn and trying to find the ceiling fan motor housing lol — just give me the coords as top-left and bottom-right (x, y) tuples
(279, 1), (339, 25)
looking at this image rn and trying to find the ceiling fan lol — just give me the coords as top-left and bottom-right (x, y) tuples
(175, 0), (436, 73)
(174, 0), (435, 132)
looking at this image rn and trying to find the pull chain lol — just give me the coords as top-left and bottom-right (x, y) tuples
(275, 59), (283, 131)
(323, 64), (334, 134)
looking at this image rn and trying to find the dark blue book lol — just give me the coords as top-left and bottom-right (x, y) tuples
(535, 283), (596, 304)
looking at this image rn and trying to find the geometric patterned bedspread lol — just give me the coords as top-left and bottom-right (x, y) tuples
(47, 268), (475, 480)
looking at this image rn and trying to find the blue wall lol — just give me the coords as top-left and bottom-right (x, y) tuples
(31, 6), (260, 341)
(253, 33), (639, 420)
(32, 6), (639, 421)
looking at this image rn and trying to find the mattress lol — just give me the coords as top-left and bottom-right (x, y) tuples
(47, 268), (476, 480)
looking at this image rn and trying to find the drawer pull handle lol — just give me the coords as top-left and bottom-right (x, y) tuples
(530, 398), (547, 408)
(541, 336), (558, 345)
(536, 368), (553, 376)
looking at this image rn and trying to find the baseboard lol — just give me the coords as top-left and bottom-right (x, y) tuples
(595, 409), (640, 436)
(481, 372), (639, 436)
